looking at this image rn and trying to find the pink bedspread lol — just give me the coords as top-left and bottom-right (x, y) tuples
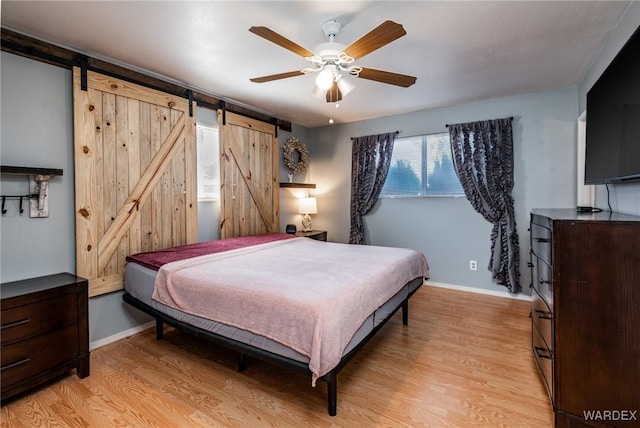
(152, 237), (429, 385)
(126, 233), (295, 270)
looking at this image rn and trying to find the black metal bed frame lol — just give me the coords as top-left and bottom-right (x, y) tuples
(122, 278), (422, 416)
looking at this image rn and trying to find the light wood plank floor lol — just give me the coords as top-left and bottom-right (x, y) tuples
(1, 286), (553, 427)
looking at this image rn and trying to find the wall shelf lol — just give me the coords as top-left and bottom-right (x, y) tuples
(1, 165), (63, 176)
(1, 165), (63, 217)
(279, 182), (316, 189)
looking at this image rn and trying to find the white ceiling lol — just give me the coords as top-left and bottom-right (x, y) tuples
(1, 1), (632, 128)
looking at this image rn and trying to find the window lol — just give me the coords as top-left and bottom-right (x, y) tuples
(380, 132), (464, 197)
(196, 124), (220, 200)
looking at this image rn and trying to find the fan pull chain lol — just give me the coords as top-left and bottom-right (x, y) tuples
(328, 102), (341, 125)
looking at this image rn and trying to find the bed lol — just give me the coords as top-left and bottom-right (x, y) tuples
(122, 233), (429, 416)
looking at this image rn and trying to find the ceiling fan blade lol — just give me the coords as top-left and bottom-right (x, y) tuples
(357, 67), (417, 88)
(249, 26), (315, 58)
(250, 71), (305, 83)
(325, 81), (342, 103)
(344, 20), (407, 59)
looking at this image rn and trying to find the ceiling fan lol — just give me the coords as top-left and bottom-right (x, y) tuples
(249, 20), (417, 103)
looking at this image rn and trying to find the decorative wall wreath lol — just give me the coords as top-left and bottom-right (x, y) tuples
(282, 137), (309, 174)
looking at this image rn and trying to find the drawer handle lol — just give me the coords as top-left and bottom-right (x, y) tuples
(535, 238), (550, 243)
(1, 357), (31, 371)
(0, 319), (29, 330)
(534, 309), (552, 320)
(534, 346), (552, 360)
(539, 279), (550, 285)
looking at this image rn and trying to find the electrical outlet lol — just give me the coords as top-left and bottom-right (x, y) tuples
(469, 260), (478, 271)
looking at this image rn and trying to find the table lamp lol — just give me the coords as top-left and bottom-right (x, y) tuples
(298, 197), (317, 232)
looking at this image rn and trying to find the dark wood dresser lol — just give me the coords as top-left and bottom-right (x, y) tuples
(529, 209), (640, 427)
(1, 273), (90, 401)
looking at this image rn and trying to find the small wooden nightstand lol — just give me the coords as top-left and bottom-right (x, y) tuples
(295, 230), (327, 241)
(1, 273), (90, 401)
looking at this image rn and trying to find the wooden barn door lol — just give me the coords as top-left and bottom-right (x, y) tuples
(219, 111), (279, 238)
(73, 68), (197, 297)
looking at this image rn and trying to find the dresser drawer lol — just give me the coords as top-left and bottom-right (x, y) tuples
(531, 287), (553, 351)
(1, 324), (78, 387)
(1, 292), (78, 346)
(532, 258), (553, 309)
(532, 323), (553, 403)
(531, 222), (552, 264)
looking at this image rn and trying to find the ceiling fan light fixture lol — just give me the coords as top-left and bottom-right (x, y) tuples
(312, 85), (326, 99)
(249, 19), (417, 114)
(315, 67), (335, 91)
(336, 74), (355, 97)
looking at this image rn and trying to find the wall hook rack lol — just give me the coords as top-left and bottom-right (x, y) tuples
(0, 194), (38, 215)
(1, 166), (63, 217)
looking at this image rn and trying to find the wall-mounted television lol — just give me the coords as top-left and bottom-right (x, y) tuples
(585, 25), (640, 184)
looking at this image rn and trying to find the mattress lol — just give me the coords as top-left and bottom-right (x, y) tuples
(124, 261), (422, 364)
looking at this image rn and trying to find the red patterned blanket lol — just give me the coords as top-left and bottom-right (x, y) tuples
(126, 233), (296, 270)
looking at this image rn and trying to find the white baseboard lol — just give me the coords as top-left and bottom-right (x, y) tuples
(90, 320), (155, 351)
(425, 280), (532, 301)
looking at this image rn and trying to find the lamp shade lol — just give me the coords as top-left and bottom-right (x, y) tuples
(312, 85), (326, 99)
(315, 68), (335, 91)
(298, 197), (317, 215)
(336, 74), (355, 97)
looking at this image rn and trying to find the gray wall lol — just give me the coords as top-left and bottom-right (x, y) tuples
(278, 124), (313, 233)
(1, 53), (75, 281)
(579, 2), (640, 216)
(308, 87), (579, 294)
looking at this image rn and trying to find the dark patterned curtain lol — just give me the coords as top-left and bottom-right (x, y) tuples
(349, 132), (397, 244)
(448, 117), (521, 293)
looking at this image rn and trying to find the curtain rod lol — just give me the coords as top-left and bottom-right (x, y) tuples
(445, 117), (513, 128)
(350, 130), (400, 141)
